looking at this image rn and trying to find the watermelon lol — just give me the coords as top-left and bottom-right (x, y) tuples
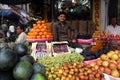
(31, 73), (47, 80)
(13, 61), (33, 80)
(33, 63), (46, 74)
(0, 46), (17, 71)
(20, 55), (35, 64)
(0, 71), (14, 80)
(14, 43), (28, 57)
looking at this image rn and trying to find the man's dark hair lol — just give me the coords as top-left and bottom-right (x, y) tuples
(17, 24), (25, 31)
(110, 17), (116, 20)
(109, 17), (117, 24)
(57, 11), (67, 17)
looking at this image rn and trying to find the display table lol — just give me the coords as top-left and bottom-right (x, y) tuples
(26, 38), (53, 42)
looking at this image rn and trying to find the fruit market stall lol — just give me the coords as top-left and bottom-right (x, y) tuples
(29, 43), (120, 79)
(1, 35), (120, 80)
(25, 20), (120, 79)
(1, 19), (118, 80)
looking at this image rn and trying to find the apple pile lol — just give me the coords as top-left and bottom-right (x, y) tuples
(46, 62), (105, 80)
(92, 31), (109, 40)
(108, 34), (120, 42)
(90, 50), (120, 78)
(108, 34), (120, 40)
(92, 31), (120, 42)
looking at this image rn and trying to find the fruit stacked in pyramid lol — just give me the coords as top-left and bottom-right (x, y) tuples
(26, 20), (53, 39)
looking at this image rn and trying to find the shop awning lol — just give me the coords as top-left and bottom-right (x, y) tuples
(0, 4), (12, 16)
(0, 4), (29, 24)
(0, 0), (31, 5)
(0, 9), (12, 16)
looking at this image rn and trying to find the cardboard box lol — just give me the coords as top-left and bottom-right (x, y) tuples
(51, 41), (71, 56)
(31, 42), (52, 60)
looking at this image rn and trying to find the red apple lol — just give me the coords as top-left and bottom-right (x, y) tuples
(115, 35), (120, 39)
(117, 62), (120, 70)
(117, 59), (120, 63)
(118, 54), (120, 58)
(96, 59), (102, 66)
(104, 67), (111, 75)
(109, 62), (117, 70)
(94, 65), (99, 70)
(109, 34), (114, 39)
(95, 73), (101, 78)
(99, 66), (104, 72)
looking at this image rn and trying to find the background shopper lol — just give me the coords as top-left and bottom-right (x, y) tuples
(15, 24), (26, 43)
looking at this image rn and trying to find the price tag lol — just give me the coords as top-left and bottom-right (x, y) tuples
(91, 42), (96, 45)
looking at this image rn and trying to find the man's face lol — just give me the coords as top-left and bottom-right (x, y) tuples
(16, 26), (22, 34)
(111, 18), (116, 25)
(58, 14), (66, 22)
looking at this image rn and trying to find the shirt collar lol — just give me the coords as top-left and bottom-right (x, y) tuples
(58, 21), (67, 25)
(110, 24), (119, 27)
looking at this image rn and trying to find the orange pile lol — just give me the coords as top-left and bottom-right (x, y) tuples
(26, 20), (53, 39)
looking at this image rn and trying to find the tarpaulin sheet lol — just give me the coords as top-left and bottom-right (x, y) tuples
(0, 9), (12, 16)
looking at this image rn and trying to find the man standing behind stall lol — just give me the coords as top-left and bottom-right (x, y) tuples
(15, 24), (26, 43)
(52, 12), (77, 43)
(106, 17), (120, 36)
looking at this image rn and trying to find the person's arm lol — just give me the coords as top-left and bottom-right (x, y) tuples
(52, 23), (58, 41)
